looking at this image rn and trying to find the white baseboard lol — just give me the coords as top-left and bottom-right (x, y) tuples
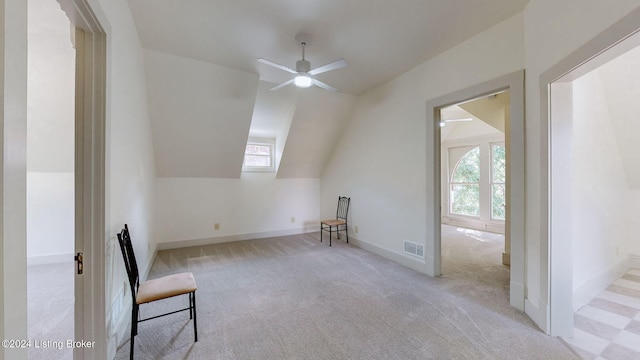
(525, 298), (549, 334)
(107, 301), (131, 360)
(441, 216), (505, 234)
(157, 227), (313, 251)
(27, 252), (74, 266)
(572, 257), (630, 311)
(348, 236), (427, 275)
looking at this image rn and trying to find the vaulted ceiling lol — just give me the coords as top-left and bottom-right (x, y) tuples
(128, 0), (531, 178)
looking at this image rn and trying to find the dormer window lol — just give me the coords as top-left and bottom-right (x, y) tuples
(243, 138), (275, 172)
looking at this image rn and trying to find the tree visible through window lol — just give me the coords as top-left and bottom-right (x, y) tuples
(491, 143), (506, 220)
(450, 147), (480, 216)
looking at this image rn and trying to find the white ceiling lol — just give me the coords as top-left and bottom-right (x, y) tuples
(127, 0), (530, 95)
(126, 0), (531, 179)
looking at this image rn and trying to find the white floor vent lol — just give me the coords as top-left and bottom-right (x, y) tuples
(403, 240), (424, 258)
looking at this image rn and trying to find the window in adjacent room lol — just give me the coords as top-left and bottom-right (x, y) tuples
(243, 138), (275, 172)
(491, 143), (506, 220)
(450, 146), (480, 216)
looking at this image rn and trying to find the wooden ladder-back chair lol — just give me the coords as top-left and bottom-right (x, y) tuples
(321, 196), (351, 246)
(117, 224), (198, 359)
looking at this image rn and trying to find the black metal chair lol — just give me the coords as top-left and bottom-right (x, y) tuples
(117, 224), (198, 360)
(320, 196), (350, 246)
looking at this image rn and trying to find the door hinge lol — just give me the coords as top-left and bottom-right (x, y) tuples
(74, 252), (84, 275)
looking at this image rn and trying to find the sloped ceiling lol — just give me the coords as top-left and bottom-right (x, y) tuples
(276, 88), (357, 178)
(459, 92), (509, 133)
(128, 0), (530, 179)
(144, 49), (259, 178)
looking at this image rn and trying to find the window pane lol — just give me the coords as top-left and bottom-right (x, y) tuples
(450, 184), (479, 216)
(492, 144), (506, 183)
(452, 147), (480, 183)
(244, 155), (271, 167)
(492, 184), (506, 220)
(245, 145), (271, 156)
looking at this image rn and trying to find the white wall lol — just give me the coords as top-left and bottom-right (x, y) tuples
(27, 0), (74, 173)
(26, 172), (74, 263)
(321, 14), (524, 268)
(93, 0), (157, 355)
(523, 0), (640, 329)
(99, 0), (156, 268)
(26, 0), (75, 264)
(155, 174), (319, 247)
(571, 71), (634, 306)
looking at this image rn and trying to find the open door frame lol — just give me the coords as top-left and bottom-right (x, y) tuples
(540, 7), (640, 337)
(1, 0), (29, 357)
(58, 0), (108, 358)
(1, 0), (107, 358)
(425, 70), (526, 311)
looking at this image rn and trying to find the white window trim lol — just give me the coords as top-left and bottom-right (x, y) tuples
(243, 137), (275, 173)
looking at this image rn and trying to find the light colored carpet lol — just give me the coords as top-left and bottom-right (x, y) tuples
(27, 262), (74, 360)
(114, 227), (578, 360)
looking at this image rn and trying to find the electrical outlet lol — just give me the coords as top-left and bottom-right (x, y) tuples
(291, 217), (295, 223)
(355, 226), (359, 234)
(214, 223), (220, 230)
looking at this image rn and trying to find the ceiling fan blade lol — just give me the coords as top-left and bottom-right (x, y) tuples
(269, 79), (295, 91)
(444, 118), (473, 123)
(312, 79), (338, 92)
(257, 58), (297, 74)
(308, 58), (348, 76)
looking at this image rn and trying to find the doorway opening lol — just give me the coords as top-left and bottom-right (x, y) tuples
(439, 92), (509, 295)
(425, 71), (525, 311)
(26, 1), (75, 359)
(544, 10), (640, 340)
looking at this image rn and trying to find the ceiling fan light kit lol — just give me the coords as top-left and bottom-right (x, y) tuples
(257, 33), (348, 92)
(294, 75), (313, 88)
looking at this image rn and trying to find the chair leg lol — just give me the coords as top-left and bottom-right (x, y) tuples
(192, 292), (198, 342)
(345, 225), (348, 243)
(130, 304), (138, 360)
(189, 293), (193, 319)
(329, 226), (332, 247)
(320, 224), (323, 243)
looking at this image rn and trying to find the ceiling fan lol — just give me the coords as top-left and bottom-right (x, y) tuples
(257, 34), (348, 92)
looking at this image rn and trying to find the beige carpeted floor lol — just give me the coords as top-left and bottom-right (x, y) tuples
(27, 262), (74, 360)
(25, 227), (579, 359)
(110, 226), (578, 360)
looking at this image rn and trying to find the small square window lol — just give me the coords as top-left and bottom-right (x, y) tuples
(243, 138), (275, 172)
